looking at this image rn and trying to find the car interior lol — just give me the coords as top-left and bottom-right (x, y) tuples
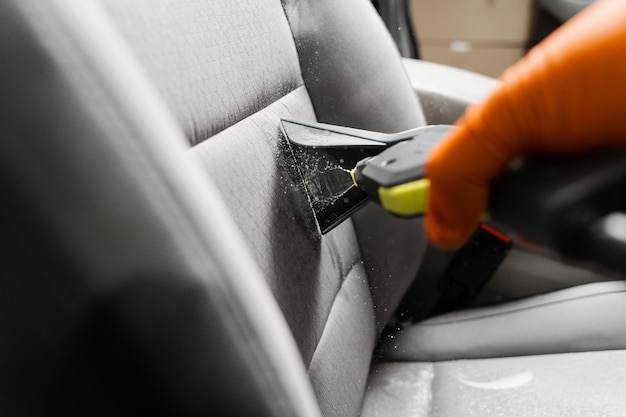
(1, 0), (625, 415)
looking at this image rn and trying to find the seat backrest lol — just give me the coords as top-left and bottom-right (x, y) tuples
(0, 0), (427, 415)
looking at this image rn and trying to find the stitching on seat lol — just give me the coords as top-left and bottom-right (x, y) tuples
(419, 289), (626, 326)
(306, 258), (367, 372)
(192, 83), (307, 146)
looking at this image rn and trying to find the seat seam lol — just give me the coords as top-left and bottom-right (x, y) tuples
(306, 258), (366, 372)
(191, 83), (307, 146)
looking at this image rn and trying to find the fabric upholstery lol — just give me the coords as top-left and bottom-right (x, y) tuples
(6, 0), (429, 415)
(101, 0), (304, 144)
(362, 350), (626, 417)
(352, 205), (428, 332)
(0, 0), (320, 415)
(308, 263), (376, 417)
(190, 87), (362, 364)
(98, 1), (429, 414)
(378, 281), (626, 361)
(282, 0), (426, 132)
(4, 0), (626, 416)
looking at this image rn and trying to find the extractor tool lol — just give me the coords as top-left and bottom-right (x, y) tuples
(280, 119), (451, 234)
(282, 118), (626, 277)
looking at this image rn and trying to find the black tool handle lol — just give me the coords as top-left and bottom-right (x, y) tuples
(490, 149), (626, 275)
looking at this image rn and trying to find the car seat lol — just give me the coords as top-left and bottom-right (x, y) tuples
(1, 0), (625, 416)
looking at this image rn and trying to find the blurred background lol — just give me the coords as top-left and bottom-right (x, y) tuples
(373, 0), (595, 77)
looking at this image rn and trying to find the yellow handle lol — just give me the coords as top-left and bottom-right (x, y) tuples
(378, 178), (430, 217)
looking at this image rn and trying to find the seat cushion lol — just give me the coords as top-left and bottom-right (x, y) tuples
(378, 281), (626, 361)
(361, 350), (626, 417)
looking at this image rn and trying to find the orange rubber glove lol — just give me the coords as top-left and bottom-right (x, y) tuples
(426, 0), (626, 249)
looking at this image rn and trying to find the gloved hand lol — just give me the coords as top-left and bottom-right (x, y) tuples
(426, 0), (626, 248)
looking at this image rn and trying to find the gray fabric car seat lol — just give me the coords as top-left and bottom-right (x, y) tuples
(2, 0), (626, 416)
